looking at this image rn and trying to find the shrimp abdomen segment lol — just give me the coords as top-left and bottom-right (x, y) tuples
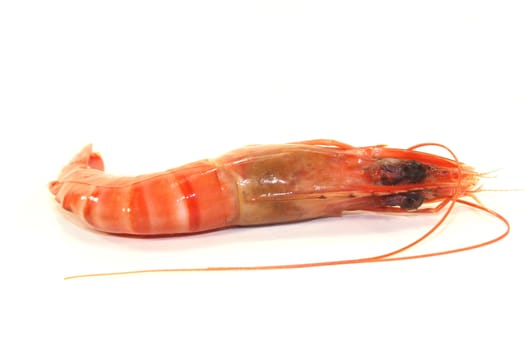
(54, 161), (239, 234)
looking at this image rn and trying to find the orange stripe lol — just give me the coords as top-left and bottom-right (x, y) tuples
(129, 183), (151, 233)
(175, 174), (200, 232)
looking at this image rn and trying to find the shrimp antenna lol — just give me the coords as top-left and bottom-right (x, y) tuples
(64, 144), (510, 280)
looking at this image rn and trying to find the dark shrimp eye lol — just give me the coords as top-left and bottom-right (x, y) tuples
(379, 160), (427, 185)
(383, 191), (425, 210)
(402, 161), (427, 184)
(399, 191), (425, 210)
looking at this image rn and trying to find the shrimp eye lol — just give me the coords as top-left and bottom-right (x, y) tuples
(399, 191), (425, 210)
(383, 191), (425, 210)
(379, 160), (427, 185)
(402, 160), (427, 184)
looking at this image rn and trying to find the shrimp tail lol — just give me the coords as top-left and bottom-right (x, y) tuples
(49, 144), (104, 195)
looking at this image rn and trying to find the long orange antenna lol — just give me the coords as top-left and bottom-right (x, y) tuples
(64, 144), (510, 280)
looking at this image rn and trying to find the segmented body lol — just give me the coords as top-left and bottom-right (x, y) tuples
(49, 140), (479, 235)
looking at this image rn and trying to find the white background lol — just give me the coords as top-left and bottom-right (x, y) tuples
(2, 1), (524, 349)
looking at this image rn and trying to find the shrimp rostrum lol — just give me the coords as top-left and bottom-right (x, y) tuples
(49, 139), (479, 235)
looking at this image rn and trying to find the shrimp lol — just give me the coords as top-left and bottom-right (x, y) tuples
(51, 140), (512, 280)
(50, 139), (481, 235)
